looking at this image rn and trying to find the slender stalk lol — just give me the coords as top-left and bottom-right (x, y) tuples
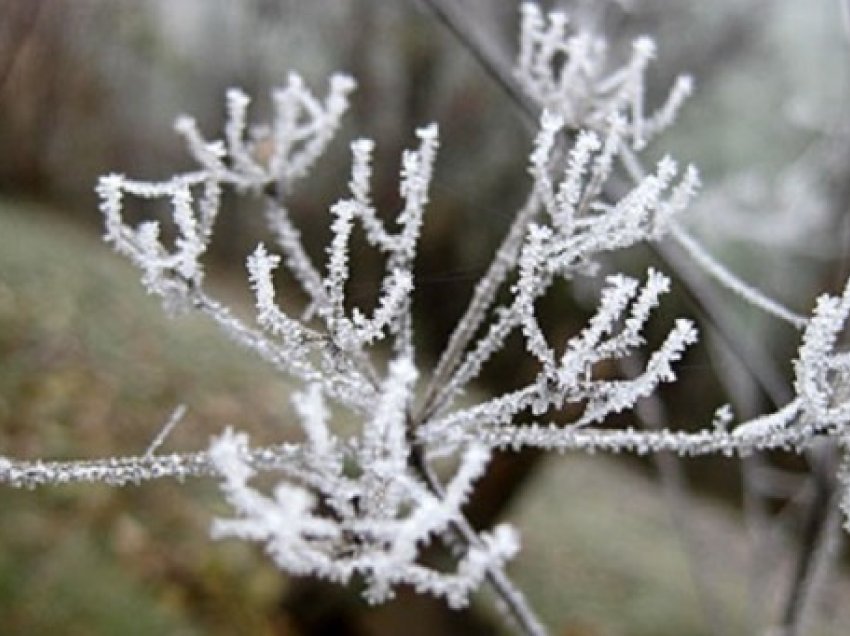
(669, 222), (808, 328)
(653, 239), (793, 406)
(624, 355), (724, 636)
(419, 191), (539, 421)
(144, 404), (188, 458)
(0, 410), (827, 490)
(620, 146), (809, 330)
(0, 443), (303, 488)
(416, 0), (538, 127)
(418, 0), (797, 410)
(777, 444), (840, 636)
(409, 446), (548, 636)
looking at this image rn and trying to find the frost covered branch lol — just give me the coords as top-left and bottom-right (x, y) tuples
(4, 4), (850, 636)
(207, 366), (519, 609)
(515, 2), (692, 150)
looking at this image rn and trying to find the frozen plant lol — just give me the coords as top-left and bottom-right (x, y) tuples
(515, 2), (693, 150)
(3, 4), (850, 635)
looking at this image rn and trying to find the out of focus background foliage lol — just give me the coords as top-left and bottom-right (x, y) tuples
(2, 1), (850, 634)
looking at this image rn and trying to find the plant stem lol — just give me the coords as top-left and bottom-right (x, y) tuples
(777, 443), (840, 636)
(409, 446), (549, 636)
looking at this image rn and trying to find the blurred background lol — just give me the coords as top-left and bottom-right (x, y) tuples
(2, 1), (850, 634)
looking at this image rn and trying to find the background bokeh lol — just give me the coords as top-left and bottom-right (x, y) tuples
(2, 1), (850, 634)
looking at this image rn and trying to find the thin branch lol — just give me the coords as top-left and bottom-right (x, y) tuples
(409, 446), (548, 636)
(654, 238), (793, 406)
(623, 355), (725, 636)
(144, 404), (187, 458)
(620, 146), (809, 331)
(777, 443), (841, 636)
(669, 223), (809, 329)
(0, 443), (303, 488)
(0, 408), (836, 488)
(418, 191), (540, 421)
(416, 0), (538, 128)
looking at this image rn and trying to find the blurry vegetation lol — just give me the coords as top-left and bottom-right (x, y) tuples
(0, 200), (300, 634)
(2, 0), (850, 634)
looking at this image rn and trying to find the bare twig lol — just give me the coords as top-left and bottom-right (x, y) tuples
(776, 443), (841, 636)
(624, 354), (724, 636)
(418, 191), (540, 421)
(409, 446), (548, 636)
(144, 404), (188, 458)
(416, 0), (538, 128)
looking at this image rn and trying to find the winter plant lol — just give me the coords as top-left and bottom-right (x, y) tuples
(2, 4), (850, 635)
